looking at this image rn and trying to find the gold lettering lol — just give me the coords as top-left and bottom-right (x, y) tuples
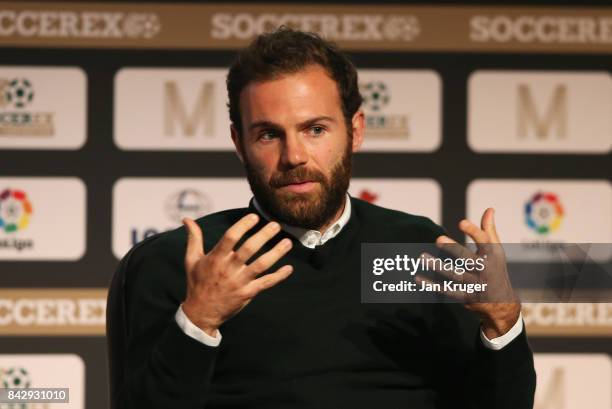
(517, 83), (567, 139)
(164, 81), (214, 137)
(535, 367), (564, 409)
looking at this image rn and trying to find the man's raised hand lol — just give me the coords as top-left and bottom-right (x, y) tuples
(416, 208), (521, 339)
(181, 213), (293, 337)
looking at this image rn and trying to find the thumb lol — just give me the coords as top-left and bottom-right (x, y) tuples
(183, 218), (205, 272)
(481, 208), (500, 244)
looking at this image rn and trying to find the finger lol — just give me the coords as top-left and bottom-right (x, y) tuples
(230, 221), (282, 267)
(459, 218), (490, 245)
(481, 208), (500, 244)
(246, 264), (294, 296)
(436, 235), (477, 260)
(245, 238), (293, 278)
(183, 218), (204, 272)
(214, 213), (260, 255)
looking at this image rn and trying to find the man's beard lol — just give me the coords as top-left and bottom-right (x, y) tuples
(243, 139), (352, 231)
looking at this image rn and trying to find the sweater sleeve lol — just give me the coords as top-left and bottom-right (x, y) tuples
(428, 302), (536, 409)
(467, 320), (537, 409)
(111, 234), (219, 409)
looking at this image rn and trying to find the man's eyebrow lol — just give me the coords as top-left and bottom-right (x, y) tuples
(296, 116), (336, 129)
(248, 116), (336, 132)
(249, 120), (281, 131)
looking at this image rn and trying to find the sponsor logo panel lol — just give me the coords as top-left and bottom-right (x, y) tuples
(0, 289), (106, 336)
(358, 70), (441, 152)
(0, 178), (86, 260)
(466, 180), (612, 259)
(349, 178), (441, 224)
(0, 66), (86, 150)
(113, 178), (252, 258)
(0, 353), (84, 408)
(114, 68), (233, 151)
(468, 71), (611, 153)
(0, 4), (610, 52)
(533, 354), (611, 409)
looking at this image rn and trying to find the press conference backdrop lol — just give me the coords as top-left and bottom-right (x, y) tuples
(0, 1), (611, 408)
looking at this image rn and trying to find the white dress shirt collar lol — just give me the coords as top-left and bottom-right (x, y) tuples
(252, 193), (352, 249)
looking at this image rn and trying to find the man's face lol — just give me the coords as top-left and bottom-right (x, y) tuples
(231, 64), (364, 231)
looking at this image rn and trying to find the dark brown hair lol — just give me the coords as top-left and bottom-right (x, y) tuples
(226, 27), (362, 136)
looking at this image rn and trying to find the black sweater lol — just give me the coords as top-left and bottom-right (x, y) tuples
(110, 195), (536, 409)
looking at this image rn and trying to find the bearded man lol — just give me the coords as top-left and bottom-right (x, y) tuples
(107, 28), (536, 409)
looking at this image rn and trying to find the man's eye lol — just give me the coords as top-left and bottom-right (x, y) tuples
(259, 131), (277, 140)
(309, 126), (326, 137)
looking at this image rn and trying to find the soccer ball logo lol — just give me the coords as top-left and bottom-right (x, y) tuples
(123, 13), (162, 39)
(360, 81), (390, 112)
(0, 367), (30, 409)
(3, 79), (34, 109)
(1, 367), (31, 389)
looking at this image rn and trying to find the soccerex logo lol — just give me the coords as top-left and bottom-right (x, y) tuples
(359, 80), (409, 139)
(524, 191), (564, 235)
(210, 13), (420, 42)
(0, 188), (33, 233)
(0, 77), (55, 137)
(0, 10), (161, 39)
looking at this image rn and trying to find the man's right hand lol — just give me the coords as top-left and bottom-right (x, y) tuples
(181, 213), (293, 337)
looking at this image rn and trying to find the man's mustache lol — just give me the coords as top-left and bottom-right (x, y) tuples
(270, 167), (326, 188)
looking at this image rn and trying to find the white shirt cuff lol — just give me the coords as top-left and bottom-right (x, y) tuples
(175, 305), (222, 347)
(480, 311), (524, 351)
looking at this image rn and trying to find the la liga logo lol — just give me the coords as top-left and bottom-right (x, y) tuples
(0, 188), (34, 251)
(0, 188), (33, 232)
(524, 191), (564, 235)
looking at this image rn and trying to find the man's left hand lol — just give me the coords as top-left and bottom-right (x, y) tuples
(416, 208), (521, 339)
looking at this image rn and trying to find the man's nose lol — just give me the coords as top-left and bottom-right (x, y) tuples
(281, 133), (308, 168)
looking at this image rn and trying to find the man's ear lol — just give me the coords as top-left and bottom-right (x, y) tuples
(351, 110), (365, 152)
(230, 124), (244, 164)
